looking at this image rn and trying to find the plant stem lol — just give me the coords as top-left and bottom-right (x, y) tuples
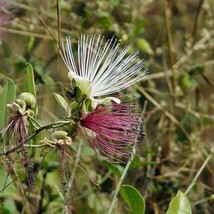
(108, 147), (136, 214)
(185, 148), (214, 195)
(56, 0), (61, 46)
(163, 0), (176, 93)
(64, 140), (83, 213)
(0, 27), (52, 39)
(0, 120), (72, 156)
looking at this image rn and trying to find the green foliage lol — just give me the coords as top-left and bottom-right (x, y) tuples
(24, 64), (36, 98)
(166, 191), (192, 214)
(135, 38), (153, 54)
(0, 78), (16, 129)
(0, 166), (16, 197)
(120, 184), (145, 214)
(53, 92), (68, 112)
(0, 0), (214, 213)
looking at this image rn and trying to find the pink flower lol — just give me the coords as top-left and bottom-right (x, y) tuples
(80, 101), (143, 162)
(1, 113), (28, 143)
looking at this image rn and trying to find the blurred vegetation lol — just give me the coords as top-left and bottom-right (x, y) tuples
(0, 0), (214, 213)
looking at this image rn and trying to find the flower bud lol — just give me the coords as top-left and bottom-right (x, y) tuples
(18, 92), (36, 109)
(51, 131), (72, 145)
(14, 99), (27, 112)
(51, 131), (68, 141)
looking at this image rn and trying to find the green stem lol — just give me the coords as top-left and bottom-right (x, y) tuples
(0, 120), (72, 156)
(185, 148), (214, 195)
(108, 147), (136, 214)
(193, 194), (214, 206)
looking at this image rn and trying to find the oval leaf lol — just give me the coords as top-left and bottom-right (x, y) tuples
(166, 191), (192, 214)
(120, 184), (145, 214)
(24, 64), (38, 115)
(53, 93), (68, 111)
(24, 64), (36, 98)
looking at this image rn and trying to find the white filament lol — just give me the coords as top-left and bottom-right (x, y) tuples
(61, 34), (148, 97)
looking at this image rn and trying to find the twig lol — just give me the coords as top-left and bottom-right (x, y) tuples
(63, 150), (98, 187)
(175, 103), (214, 121)
(193, 194), (214, 206)
(185, 148), (214, 195)
(191, 0), (204, 42)
(56, 0), (61, 47)
(0, 27), (52, 39)
(138, 86), (192, 143)
(64, 140), (83, 213)
(163, 0), (176, 93)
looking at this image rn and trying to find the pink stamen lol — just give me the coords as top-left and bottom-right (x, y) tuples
(81, 102), (143, 162)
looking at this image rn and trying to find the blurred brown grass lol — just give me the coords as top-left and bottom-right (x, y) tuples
(0, 0), (214, 213)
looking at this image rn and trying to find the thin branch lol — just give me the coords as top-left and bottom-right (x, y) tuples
(0, 120), (71, 156)
(163, 0), (176, 93)
(185, 148), (214, 195)
(56, 0), (61, 47)
(108, 145), (136, 214)
(138, 86), (192, 143)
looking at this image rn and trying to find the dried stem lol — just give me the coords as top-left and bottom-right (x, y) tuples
(56, 0), (61, 47)
(185, 148), (214, 195)
(163, 0), (176, 93)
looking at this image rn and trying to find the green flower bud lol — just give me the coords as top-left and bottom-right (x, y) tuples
(51, 131), (68, 141)
(14, 99), (27, 112)
(51, 131), (72, 145)
(68, 72), (92, 97)
(18, 92), (36, 109)
(25, 109), (35, 117)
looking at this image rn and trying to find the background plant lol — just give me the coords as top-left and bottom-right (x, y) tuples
(0, 0), (214, 213)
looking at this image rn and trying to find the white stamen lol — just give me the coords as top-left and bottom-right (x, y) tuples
(60, 34), (148, 97)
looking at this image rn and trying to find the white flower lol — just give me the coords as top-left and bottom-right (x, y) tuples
(61, 34), (148, 98)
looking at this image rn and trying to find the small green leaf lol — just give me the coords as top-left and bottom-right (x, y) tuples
(0, 78), (16, 129)
(53, 93), (68, 112)
(24, 64), (38, 115)
(129, 155), (143, 170)
(120, 184), (145, 214)
(24, 64), (36, 98)
(135, 38), (152, 54)
(166, 191), (192, 214)
(180, 74), (198, 91)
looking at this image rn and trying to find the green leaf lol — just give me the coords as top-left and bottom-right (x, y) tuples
(120, 184), (145, 214)
(166, 191), (192, 214)
(24, 64), (36, 98)
(135, 38), (152, 54)
(129, 155), (143, 170)
(0, 78), (16, 129)
(53, 93), (68, 112)
(180, 74), (198, 91)
(24, 64), (38, 115)
(0, 165), (16, 197)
